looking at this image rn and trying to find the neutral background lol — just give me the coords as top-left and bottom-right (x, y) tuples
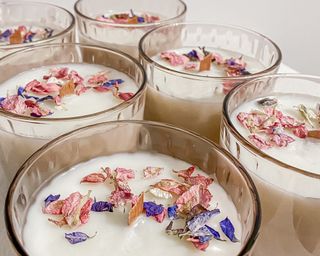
(13, 0), (320, 74)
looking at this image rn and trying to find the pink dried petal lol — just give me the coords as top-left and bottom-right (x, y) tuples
(292, 124), (308, 138)
(48, 218), (67, 227)
(68, 70), (84, 85)
(29, 103), (52, 117)
(248, 134), (271, 150)
(54, 95), (62, 106)
(1, 95), (27, 115)
(109, 187), (134, 207)
(118, 92), (134, 101)
(114, 168), (135, 182)
(184, 62), (197, 70)
(25, 79), (60, 95)
(88, 72), (108, 85)
(199, 187), (212, 208)
(143, 167), (163, 179)
(270, 134), (295, 147)
(45, 67), (69, 80)
(42, 200), (65, 215)
(176, 185), (201, 213)
(185, 175), (213, 188)
(74, 83), (87, 95)
(80, 172), (108, 183)
(174, 166), (195, 179)
(192, 240), (209, 251)
(79, 197), (94, 224)
(152, 179), (190, 196)
(212, 52), (224, 65)
(61, 192), (82, 227)
(154, 208), (167, 223)
(160, 51), (189, 66)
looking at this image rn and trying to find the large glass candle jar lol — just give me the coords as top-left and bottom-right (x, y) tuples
(221, 74), (320, 255)
(74, 0), (187, 59)
(0, 44), (146, 255)
(6, 120), (260, 256)
(0, 1), (75, 58)
(139, 23), (282, 143)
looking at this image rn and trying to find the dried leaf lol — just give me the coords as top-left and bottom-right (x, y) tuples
(307, 130), (320, 139)
(59, 80), (75, 97)
(128, 192), (144, 225)
(9, 30), (23, 44)
(199, 54), (212, 72)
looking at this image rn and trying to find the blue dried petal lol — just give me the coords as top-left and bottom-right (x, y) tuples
(167, 205), (178, 220)
(102, 79), (124, 88)
(65, 232), (90, 244)
(137, 17), (145, 23)
(205, 225), (224, 241)
(91, 201), (113, 212)
(0, 97), (6, 103)
(186, 50), (199, 60)
(27, 32), (36, 42)
(1, 29), (12, 39)
(220, 217), (239, 242)
(187, 209), (220, 233)
(143, 201), (164, 217)
(17, 87), (25, 97)
(36, 95), (54, 102)
(44, 194), (60, 207)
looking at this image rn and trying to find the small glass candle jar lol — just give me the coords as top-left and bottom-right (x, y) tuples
(74, 0), (187, 59)
(6, 120), (260, 256)
(0, 1), (75, 58)
(221, 74), (320, 255)
(139, 23), (282, 143)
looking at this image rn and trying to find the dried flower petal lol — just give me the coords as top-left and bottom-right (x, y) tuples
(114, 168), (135, 182)
(152, 179), (190, 196)
(128, 192), (144, 225)
(270, 133), (295, 147)
(296, 104), (318, 127)
(143, 201), (164, 217)
(149, 187), (173, 199)
(307, 130), (320, 139)
(44, 194), (60, 207)
(220, 217), (239, 242)
(167, 205), (178, 220)
(117, 92), (134, 101)
(160, 51), (189, 66)
(91, 200), (113, 212)
(205, 225), (224, 241)
(42, 199), (65, 215)
(80, 172), (109, 184)
(59, 80), (75, 97)
(165, 221), (186, 236)
(199, 54), (212, 72)
(143, 166), (163, 178)
(187, 209), (220, 233)
(65, 232), (96, 244)
(249, 134), (271, 150)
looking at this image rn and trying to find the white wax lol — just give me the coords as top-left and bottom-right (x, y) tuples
(23, 152), (242, 256)
(0, 63), (138, 118)
(231, 93), (320, 174)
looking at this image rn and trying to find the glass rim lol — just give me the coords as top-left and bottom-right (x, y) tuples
(6, 120), (261, 256)
(139, 22), (282, 80)
(0, 1), (75, 50)
(74, 0), (187, 28)
(223, 73), (320, 180)
(0, 42), (147, 122)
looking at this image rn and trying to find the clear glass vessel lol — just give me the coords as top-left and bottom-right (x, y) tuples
(0, 1), (75, 58)
(0, 43), (146, 256)
(74, 0), (187, 59)
(6, 120), (260, 255)
(221, 74), (320, 255)
(139, 23), (282, 143)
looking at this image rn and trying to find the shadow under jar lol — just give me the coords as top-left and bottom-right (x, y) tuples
(6, 120), (260, 256)
(139, 23), (282, 143)
(221, 74), (320, 255)
(0, 1), (75, 58)
(74, 0), (187, 59)
(0, 43), (146, 256)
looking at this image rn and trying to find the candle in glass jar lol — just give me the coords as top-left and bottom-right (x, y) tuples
(23, 152), (242, 256)
(229, 91), (320, 255)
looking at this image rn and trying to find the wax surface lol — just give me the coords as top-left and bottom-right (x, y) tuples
(0, 63), (138, 118)
(23, 152), (242, 256)
(231, 93), (320, 174)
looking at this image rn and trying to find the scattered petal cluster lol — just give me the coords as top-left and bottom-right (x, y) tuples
(0, 67), (134, 117)
(96, 9), (160, 24)
(0, 25), (53, 44)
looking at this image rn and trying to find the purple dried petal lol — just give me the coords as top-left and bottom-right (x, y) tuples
(167, 205), (178, 220)
(205, 225), (224, 241)
(91, 201), (113, 212)
(187, 209), (220, 232)
(137, 16), (145, 23)
(17, 87), (24, 97)
(143, 201), (164, 217)
(1, 29), (12, 39)
(44, 194), (60, 208)
(220, 217), (239, 242)
(65, 232), (94, 244)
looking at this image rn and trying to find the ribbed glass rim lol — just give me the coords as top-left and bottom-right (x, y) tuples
(223, 73), (320, 179)
(139, 22), (282, 80)
(0, 43), (147, 122)
(74, 0), (187, 28)
(0, 1), (75, 50)
(5, 120), (261, 256)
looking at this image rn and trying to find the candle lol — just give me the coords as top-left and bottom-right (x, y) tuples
(6, 121), (260, 256)
(0, 44), (146, 256)
(74, 0), (187, 59)
(23, 152), (242, 256)
(221, 75), (320, 255)
(140, 23), (282, 143)
(0, 2), (75, 58)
